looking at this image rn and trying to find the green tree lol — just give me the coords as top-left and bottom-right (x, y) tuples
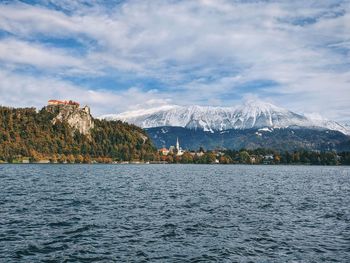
(58, 154), (67, 164)
(239, 151), (251, 164)
(75, 154), (84, 163)
(181, 152), (193, 163)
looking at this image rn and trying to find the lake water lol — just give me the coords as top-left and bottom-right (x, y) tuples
(0, 164), (349, 262)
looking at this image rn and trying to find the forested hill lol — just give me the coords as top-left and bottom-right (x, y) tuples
(0, 106), (158, 163)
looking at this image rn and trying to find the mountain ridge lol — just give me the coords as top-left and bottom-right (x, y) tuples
(101, 100), (350, 135)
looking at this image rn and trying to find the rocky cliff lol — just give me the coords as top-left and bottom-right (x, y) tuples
(45, 104), (94, 135)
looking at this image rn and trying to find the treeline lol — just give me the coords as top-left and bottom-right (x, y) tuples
(159, 148), (350, 165)
(0, 106), (158, 163)
(223, 149), (350, 165)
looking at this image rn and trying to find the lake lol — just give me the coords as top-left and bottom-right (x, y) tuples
(0, 164), (349, 262)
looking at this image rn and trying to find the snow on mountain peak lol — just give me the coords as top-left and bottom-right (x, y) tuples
(102, 104), (178, 120)
(241, 99), (287, 114)
(100, 100), (350, 135)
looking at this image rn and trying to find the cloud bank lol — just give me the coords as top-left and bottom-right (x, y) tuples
(0, 0), (349, 121)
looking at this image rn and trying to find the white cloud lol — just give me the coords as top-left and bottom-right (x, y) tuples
(0, 0), (349, 121)
(0, 38), (83, 69)
(0, 69), (169, 116)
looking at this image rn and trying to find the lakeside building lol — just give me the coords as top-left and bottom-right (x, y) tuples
(159, 148), (169, 156)
(189, 151), (205, 157)
(158, 137), (184, 156)
(169, 146), (175, 153)
(176, 137), (184, 156)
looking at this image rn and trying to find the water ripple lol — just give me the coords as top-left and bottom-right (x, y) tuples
(0, 164), (349, 262)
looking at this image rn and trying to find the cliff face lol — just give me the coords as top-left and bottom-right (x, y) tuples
(45, 104), (94, 135)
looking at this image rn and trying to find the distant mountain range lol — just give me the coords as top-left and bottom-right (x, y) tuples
(102, 100), (350, 151)
(103, 100), (349, 134)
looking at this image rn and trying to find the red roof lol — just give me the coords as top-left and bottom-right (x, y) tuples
(48, 100), (80, 106)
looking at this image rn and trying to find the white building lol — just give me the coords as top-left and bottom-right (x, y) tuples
(176, 137), (184, 156)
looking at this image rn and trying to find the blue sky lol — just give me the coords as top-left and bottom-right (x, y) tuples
(0, 0), (349, 122)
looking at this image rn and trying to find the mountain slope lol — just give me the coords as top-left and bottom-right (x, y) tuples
(146, 126), (350, 151)
(103, 100), (349, 135)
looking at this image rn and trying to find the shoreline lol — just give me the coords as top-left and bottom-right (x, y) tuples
(1, 163), (349, 166)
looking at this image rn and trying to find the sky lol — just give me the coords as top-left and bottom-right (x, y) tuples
(0, 0), (349, 122)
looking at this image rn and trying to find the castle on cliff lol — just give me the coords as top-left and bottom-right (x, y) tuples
(48, 100), (80, 107)
(46, 99), (93, 135)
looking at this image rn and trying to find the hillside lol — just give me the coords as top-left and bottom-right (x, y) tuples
(146, 126), (350, 152)
(0, 105), (157, 163)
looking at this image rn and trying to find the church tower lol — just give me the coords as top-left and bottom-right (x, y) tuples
(176, 137), (180, 150)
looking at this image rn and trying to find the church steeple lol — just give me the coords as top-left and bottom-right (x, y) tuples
(176, 137), (180, 150)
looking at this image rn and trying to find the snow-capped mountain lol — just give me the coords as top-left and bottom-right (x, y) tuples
(102, 100), (350, 135)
